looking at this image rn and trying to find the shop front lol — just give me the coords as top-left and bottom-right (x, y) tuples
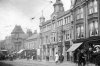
(67, 42), (83, 62)
(83, 36), (100, 64)
(65, 41), (70, 61)
(58, 42), (63, 55)
(67, 36), (100, 64)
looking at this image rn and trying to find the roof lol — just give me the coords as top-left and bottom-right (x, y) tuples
(57, 10), (71, 19)
(26, 33), (39, 40)
(53, 0), (63, 6)
(11, 25), (25, 34)
(42, 19), (52, 26)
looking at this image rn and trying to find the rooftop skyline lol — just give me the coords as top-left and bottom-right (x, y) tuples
(0, 0), (71, 40)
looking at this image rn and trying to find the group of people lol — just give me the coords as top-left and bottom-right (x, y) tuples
(77, 50), (86, 66)
(55, 52), (64, 64)
(77, 47), (100, 66)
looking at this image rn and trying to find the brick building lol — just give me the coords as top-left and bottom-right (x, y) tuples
(67, 0), (100, 62)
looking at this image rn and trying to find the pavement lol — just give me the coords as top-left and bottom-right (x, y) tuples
(13, 59), (95, 66)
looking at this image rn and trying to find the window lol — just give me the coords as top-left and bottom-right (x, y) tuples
(89, 20), (98, 36)
(76, 27), (81, 38)
(81, 25), (84, 37)
(65, 17), (67, 24)
(58, 35), (61, 42)
(52, 23), (55, 28)
(76, 8), (84, 20)
(54, 37), (55, 42)
(76, 24), (84, 39)
(65, 30), (70, 40)
(58, 19), (63, 26)
(68, 16), (70, 23)
(71, 15), (73, 21)
(52, 33), (56, 42)
(88, 2), (94, 14)
(81, 8), (83, 18)
(88, 0), (98, 14)
(94, 0), (97, 12)
(94, 21), (98, 35)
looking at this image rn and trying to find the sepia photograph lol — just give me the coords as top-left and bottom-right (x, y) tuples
(0, 0), (99, 66)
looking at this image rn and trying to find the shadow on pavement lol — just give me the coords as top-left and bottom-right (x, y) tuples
(0, 62), (13, 66)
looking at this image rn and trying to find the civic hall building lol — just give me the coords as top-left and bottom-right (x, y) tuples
(39, 0), (100, 62)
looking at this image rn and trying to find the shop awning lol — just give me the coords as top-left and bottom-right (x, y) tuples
(17, 49), (25, 54)
(67, 43), (82, 52)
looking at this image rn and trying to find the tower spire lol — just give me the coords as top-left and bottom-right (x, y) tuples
(39, 10), (45, 23)
(42, 10), (43, 17)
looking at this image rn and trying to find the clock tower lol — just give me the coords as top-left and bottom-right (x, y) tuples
(51, 0), (64, 19)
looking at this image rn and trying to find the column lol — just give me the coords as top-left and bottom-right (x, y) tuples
(98, 0), (100, 36)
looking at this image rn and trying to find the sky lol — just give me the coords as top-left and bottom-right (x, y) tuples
(0, 0), (71, 40)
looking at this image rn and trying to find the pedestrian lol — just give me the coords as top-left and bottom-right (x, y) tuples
(78, 50), (86, 66)
(46, 55), (49, 61)
(55, 52), (59, 64)
(59, 53), (64, 63)
(95, 47), (100, 66)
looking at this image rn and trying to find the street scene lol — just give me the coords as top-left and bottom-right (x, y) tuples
(0, 0), (100, 66)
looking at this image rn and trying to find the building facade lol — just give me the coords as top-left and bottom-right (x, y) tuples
(39, 0), (73, 61)
(24, 30), (40, 50)
(66, 0), (100, 62)
(4, 36), (14, 53)
(11, 25), (28, 52)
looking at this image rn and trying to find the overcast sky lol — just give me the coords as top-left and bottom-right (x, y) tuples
(0, 0), (71, 40)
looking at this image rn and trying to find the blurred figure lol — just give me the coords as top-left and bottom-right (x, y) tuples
(59, 53), (64, 63)
(78, 50), (86, 66)
(55, 52), (59, 64)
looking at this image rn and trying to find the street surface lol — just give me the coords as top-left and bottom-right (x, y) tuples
(0, 59), (95, 66)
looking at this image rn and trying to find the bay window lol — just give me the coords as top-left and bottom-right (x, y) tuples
(94, 0), (97, 12)
(88, 0), (98, 14)
(89, 20), (98, 36)
(76, 8), (84, 20)
(76, 24), (84, 39)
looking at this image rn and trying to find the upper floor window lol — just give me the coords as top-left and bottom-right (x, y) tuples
(65, 16), (70, 24)
(88, 2), (94, 14)
(65, 30), (70, 40)
(52, 32), (56, 42)
(76, 24), (84, 39)
(88, 0), (98, 14)
(76, 8), (84, 20)
(58, 19), (63, 27)
(65, 17), (67, 24)
(89, 20), (98, 36)
(94, 0), (97, 12)
(52, 23), (55, 28)
(70, 15), (73, 21)
(67, 16), (70, 23)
